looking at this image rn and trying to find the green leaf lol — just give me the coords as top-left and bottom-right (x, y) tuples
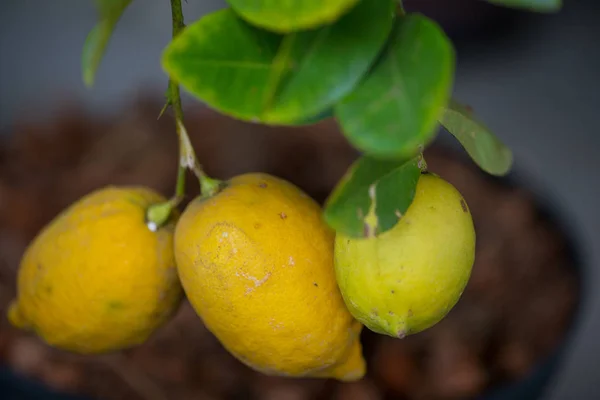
(162, 0), (394, 125)
(82, 0), (132, 87)
(292, 108), (335, 126)
(335, 14), (455, 159)
(226, 0), (360, 33)
(324, 156), (421, 238)
(440, 99), (513, 176)
(485, 0), (562, 12)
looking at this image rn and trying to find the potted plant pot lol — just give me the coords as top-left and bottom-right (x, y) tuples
(0, 105), (584, 400)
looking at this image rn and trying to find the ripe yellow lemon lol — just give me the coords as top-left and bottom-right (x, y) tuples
(334, 173), (475, 338)
(174, 173), (365, 380)
(7, 186), (183, 354)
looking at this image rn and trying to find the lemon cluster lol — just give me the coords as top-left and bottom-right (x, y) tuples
(8, 172), (474, 381)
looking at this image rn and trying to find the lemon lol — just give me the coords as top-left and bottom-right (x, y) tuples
(334, 173), (475, 338)
(174, 173), (365, 381)
(7, 186), (183, 354)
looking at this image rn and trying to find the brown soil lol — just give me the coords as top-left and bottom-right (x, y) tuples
(0, 100), (579, 400)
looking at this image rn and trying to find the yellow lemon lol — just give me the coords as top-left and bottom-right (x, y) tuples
(334, 173), (475, 338)
(7, 186), (183, 354)
(175, 173), (365, 381)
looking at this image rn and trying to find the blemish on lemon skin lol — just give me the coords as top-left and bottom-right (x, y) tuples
(279, 212), (287, 219)
(288, 256), (295, 266)
(236, 271), (272, 294)
(107, 301), (125, 310)
(269, 317), (284, 331)
(218, 232), (230, 244)
(460, 199), (468, 213)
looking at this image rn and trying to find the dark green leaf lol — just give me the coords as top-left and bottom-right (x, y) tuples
(292, 108), (335, 126)
(440, 99), (513, 176)
(485, 0), (561, 12)
(324, 156), (421, 238)
(226, 0), (360, 33)
(164, 9), (281, 121)
(162, 0), (394, 125)
(264, 0), (395, 123)
(335, 14), (455, 159)
(82, 0), (132, 87)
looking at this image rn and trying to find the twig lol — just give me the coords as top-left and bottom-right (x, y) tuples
(169, 0), (190, 199)
(147, 0), (221, 228)
(168, 0), (219, 199)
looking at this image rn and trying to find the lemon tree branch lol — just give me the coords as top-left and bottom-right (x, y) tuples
(169, 0), (220, 198)
(146, 0), (220, 229)
(169, 0), (191, 199)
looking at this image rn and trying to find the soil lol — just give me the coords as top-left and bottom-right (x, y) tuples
(0, 99), (579, 400)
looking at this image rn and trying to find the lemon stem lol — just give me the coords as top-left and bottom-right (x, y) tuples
(169, 0), (191, 199)
(169, 0), (217, 198)
(146, 196), (182, 232)
(146, 0), (221, 229)
(417, 147), (428, 173)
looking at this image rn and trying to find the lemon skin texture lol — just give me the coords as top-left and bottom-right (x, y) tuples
(8, 186), (183, 354)
(174, 173), (365, 381)
(334, 173), (475, 338)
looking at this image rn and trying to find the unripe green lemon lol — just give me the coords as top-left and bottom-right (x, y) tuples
(334, 173), (475, 338)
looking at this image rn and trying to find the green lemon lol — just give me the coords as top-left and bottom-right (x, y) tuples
(334, 173), (476, 338)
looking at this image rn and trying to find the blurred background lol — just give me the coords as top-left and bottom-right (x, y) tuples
(0, 0), (598, 399)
